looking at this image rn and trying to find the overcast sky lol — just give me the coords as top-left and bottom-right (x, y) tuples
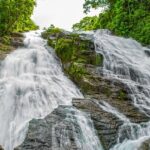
(32, 0), (101, 30)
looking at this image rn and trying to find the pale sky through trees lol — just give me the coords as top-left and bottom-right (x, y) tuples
(32, 0), (101, 30)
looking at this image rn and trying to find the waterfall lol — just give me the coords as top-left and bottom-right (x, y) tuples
(1, 28), (149, 150)
(0, 31), (102, 150)
(94, 29), (150, 149)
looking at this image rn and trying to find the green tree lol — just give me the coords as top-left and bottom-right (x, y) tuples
(73, 0), (150, 45)
(0, 0), (37, 36)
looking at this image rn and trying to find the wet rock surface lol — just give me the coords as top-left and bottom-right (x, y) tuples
(73, 98), (122, 150)
(144, 49), (150, 57)
(15, 106), (95, 150)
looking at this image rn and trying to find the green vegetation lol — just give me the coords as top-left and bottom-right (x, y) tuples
(42, 25), (62, 39)
(118, 90), (128, 100)
(67, 63), (88, 82)
(42, 27), (103, 93)
(73, 0), (150, 45)
(42, 26), (103, 65)
(73, 16), (100, 31)
(0, 32), (24, 59)
(0, 0), (38, 56)
(0, 0), (38, 36)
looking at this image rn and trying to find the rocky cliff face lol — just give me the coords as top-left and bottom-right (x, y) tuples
(14, 28), (149, 150)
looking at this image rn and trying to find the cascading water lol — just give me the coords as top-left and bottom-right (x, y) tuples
(1, 28), (149, 150)
(0, 31), (102, 150)
(51, 107), (103, 150)
(94, 30), (150, 150)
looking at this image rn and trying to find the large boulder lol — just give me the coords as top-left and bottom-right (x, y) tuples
(15, 106), (99, 150)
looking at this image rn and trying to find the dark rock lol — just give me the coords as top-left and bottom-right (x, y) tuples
(147, 45), (150, 49)
(72, 98), (122, 150)
(144, 50), (150, 57)
(138, 139), (150, 150)
(11, 32), (24, 38)
(15, 106), (98, 150)
(0, 145), (4, 150)
(11, 37), (24, 47)
(0, 32), (24, 60)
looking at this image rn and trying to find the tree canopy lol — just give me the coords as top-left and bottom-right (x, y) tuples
(0, 0), (38, 36)
(73, 0), (150, 45)
(83, 0), (109, 13)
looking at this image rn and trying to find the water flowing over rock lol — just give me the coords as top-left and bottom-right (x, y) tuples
(0, 31), (83, 150)
(15, 106), (103, 150)
(93, 30), (150, 150)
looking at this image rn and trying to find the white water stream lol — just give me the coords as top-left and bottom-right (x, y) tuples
(0, 31), (102, 150)
(94, 30), (150, 150)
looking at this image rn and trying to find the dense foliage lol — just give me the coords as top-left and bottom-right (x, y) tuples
(42, 26), (103, 66)
(73, 0), (150, 45)
(0, 0), (38, 36)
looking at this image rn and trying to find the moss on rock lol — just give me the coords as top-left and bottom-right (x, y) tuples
(55, 38), (74, 63)
(0, 33), (24, 60)
(42, 27), (106, 94)
(118, 90), (128, 100)
(43, 27), (103, 65)
(42, 26), (63, 39)
(96, 54), (103, 66)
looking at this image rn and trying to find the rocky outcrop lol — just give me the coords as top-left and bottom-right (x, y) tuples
(0, 32), (24, 60)
(15, 106), (92, 150)
(73, 98), (148, 150)
(73, 98), (122, 150)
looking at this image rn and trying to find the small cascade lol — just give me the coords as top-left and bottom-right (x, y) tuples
(51, 107), (103, 150)
(94, 30), (150, 149)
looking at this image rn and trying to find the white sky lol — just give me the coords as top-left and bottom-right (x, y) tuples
(32, 0), (101, 31)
